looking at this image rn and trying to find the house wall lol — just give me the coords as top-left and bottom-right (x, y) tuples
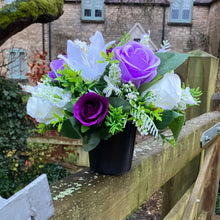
(0, 1), (217, 78)
(0, 1), (49, 78)
(50, 2), (211, 59)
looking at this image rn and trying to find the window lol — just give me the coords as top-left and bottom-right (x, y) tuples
(169, 0), (193, 24)
(8, 48), (27, 79)
(81, 0), (104, 21)
(5, 0), (15, 5)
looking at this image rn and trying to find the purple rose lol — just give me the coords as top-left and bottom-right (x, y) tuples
(48, 56), (67, 81)
(73, 93), (109, 126)
(113, 41), (160, 88)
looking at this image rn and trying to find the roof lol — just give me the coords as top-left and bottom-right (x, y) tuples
(64, 0), (215, 5)
(194, 0), (215, 5)
(64, 0), (170, 5)
(105, 0), (169, 4)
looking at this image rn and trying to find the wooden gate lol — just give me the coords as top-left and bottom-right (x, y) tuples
(164, 129), (220, 220)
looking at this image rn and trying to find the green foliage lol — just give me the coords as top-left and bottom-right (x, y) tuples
(108, 97), (131, 113)
(57, 67), (87, 97)
(61, 117), (82, 139)
(169, 112), (185, 141)
(0, 78), (28, 154)
(26, 142), (55, 169)
(117, 32), (131, 46)
(0, 0), (64, 29)
(82, 131), (101, 152)
(105, 105), (128, 135)
(190, 87), (202, 104)
(155, 52), (189, 75)
(50, 113), (64, 132)
(155, 110), (183, 130)
(138, 74), (162, 94)
(155, 110), (185, 144)
(0, 78), (69, 198)
(63, 146), (78, 163)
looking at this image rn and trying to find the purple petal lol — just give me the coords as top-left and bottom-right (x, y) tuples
(73, 93), (109, 126)
(113, 41), (160, 88)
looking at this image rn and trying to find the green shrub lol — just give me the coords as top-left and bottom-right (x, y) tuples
(0, 78), (28, 194)
(0, 78), (28, 152)
(0, 78), (69, 198)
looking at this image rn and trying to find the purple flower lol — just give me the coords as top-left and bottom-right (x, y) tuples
(48, 56), (67, 81)
(113, 41), (160, 88)
(73, 93), (109, 126)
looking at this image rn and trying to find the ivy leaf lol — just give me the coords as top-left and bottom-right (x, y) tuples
(169, 113), (185, 141)
(61, 117), (82, 139)
(108, 97), (131, 113)
(155, 52), (189, 75)
(154, 110), (182, 130)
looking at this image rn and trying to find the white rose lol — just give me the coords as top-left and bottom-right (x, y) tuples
(142, 72), (182, 110)
(178, 87), (197, 110)
(27, 96), (64, 125)
(25, 83), (71, 124)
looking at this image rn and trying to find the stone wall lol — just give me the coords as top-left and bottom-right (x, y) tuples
(0, 1), (218, 76)
(0, 23), (45, 78)
(49, 2), (211, 59)
(0, 1), (50, 78)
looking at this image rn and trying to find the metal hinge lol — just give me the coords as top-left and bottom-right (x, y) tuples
(200, 122), (220, 148)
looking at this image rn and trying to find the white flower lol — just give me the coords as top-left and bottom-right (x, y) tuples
(58, 31), (115, 82)
(178, 87), (197, 110)
(142, 72), (182, 110)
(74, 39), (88, 53)
(157, 40), (171, 53)
(140, 30), (151, 48)
(103, 75), (121, 97)
(25, 83), (71, 124)
(103, 63), (122, 97)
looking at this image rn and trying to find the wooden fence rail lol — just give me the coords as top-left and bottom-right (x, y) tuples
(46, 111), (220, 220)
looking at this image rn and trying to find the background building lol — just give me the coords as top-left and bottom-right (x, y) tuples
(0, 0), (219, 80)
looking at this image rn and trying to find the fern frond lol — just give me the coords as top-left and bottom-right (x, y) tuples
(130, 108), (158, 138)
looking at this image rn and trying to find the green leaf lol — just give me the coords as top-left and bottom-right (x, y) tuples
(155, 52), (189, 75)
(138, 74), (162, 94)
(82, 132), (101, 152)
(61, 117), (82, 139)
(108, 97), (131, 113)
(155, 110), (182, 130)
(169, 113), (185, 141)
(64, 102), (74, 113)
(81, 125), (90, 133)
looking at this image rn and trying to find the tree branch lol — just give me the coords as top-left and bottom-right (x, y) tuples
(0, 0), (64, 46)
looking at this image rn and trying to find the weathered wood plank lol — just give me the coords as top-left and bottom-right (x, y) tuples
(27, 136), (82, 146)
(198, 211), (208, 220)
(0, 174), (54, 220)
(182, 135), (220, 220)
(164, 184), (194, 220)
(50, 112), (220, 220)
(27, 136), (89, 166)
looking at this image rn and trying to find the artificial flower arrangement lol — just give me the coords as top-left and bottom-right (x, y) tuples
(25, 31), (201, 152)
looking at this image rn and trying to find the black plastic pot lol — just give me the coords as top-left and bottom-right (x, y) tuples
(89, 122), (137, 175)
